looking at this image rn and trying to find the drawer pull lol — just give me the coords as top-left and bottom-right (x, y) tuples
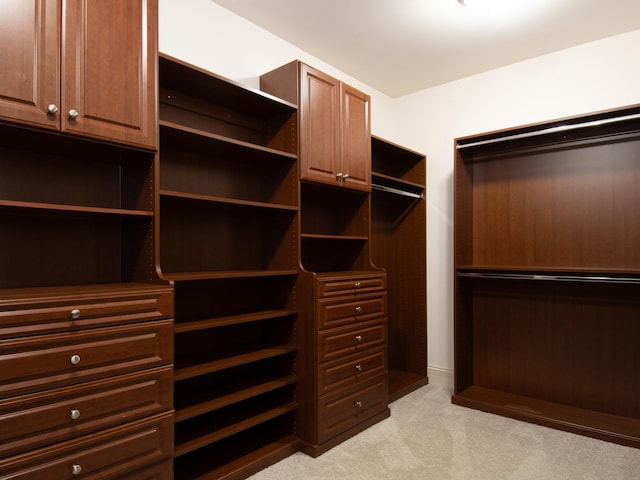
(70, 409), (81, 420)
(355, 306), (362, 313)
(70, 354), (81, 365)
(355, 400), (363, 408)
(355, 364), (363, 371)
(355, 282), (361, 289)
(355, 335), (363, 343)
(70, 309), (81, 320)
(71, 464), (82, 475)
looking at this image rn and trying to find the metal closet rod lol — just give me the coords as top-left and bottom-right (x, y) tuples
(456, 112), (640, 149)
(457, 271), (640, 285)
(372, 183), (423, 199)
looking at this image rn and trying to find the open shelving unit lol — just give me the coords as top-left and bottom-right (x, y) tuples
(370, 135), (428, 401)
(157, 54), (300, 479)
(453, 104), (640, 448)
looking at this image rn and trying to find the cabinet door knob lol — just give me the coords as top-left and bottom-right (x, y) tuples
(355, 364), (363, 371)
(47, 104), (59, 114)
(355, 400), (363, 408)
(336, 172), (344, 180)
(70, 409), (81, 420)
(70, 309), (81, 319)
(355, 306), (362, 313)
(355, 282), (361, 289)
(68, 109), (79, 119)
(70, 354), (81, 365)
(342, 174), (350, 180)
(355, 335), (363, 343)
(71, 464), (82, 475)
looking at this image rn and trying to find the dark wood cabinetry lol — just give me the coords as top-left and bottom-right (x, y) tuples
(0, 2), (172, 478)
(370, 136), (428, 401)
(0, 0), (157, 150)
(453, 104), (640, 448)
(157, 54), (299, 479)
(261, 61), (371, 191)
(261, 63), (388, 458)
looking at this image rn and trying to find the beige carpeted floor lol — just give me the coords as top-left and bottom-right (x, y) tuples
(248, 385), (640, 480)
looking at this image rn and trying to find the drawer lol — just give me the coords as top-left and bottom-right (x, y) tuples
(318, 374), (388, 443)
(316, 273), (386, 298)
(318, 346), (386, 395)
(0, 320), (173, 397)
(317, 292), (386, 330)
(0, 412), (173, 480)
(0, 366), (173, 458)
(317, 319), (386, 362)
(0, 284), (173, 339)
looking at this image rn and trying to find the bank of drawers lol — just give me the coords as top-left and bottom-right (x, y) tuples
(315, 273), (388, 444)
(0, 283), (174, 478)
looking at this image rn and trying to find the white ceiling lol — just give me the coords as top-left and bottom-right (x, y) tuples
(211, 0), (640, 98)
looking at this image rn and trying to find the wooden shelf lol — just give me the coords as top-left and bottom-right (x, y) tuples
(163, 270), (298, 282)
(160, 190), (298, 213)
(0, 199), (153, 217)
(175, 375), (297, 422)
(174, 401), (298, 457)
(174, 345), (298, 382)
(453, 386), (640, 448)
(301, 233), (368, 241)
(173, 432), (299, 480)
(174, 309), (297, 334)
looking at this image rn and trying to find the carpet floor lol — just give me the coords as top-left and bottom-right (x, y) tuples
(248, 385), (640, 479)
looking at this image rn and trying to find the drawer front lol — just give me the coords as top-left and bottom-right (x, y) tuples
(0, 289), (173, 339)
(0, 413), (173, 480)
(317, 320), (386, 362)
(316, 274), (386, 298)
(317, 293), (386, 330)
(318, 347), (386, 395)
(0, 366), (173, 458)
(0, 320), (173, 397)
(318, 374), (388, 443)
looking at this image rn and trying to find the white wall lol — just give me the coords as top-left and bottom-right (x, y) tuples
(159, 0), (640, 382)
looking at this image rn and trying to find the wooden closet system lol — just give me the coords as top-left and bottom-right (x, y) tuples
(454, 104), (640, 449)
(0, 4), (427, 478)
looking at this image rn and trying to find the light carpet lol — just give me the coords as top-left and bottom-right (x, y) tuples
(248, 385), (640, 479)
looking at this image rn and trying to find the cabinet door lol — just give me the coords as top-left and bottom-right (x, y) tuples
(340, 83), (371, 191)
(299, 63), (341, 186)
(0, 0), (59, 129)
(62, 0), (157, 149)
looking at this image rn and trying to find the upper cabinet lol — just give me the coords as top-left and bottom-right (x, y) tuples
(261, 61), (371, 192)
(0, 0), (157, 150)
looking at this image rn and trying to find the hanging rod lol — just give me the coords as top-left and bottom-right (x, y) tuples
(457, 271), (640, 285)
(457, 112), (640, 149)
(372, 183), (423, 199)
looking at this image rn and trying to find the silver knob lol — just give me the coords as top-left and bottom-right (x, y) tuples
(70, 309), (81, 320)
(355, 282), (361, 289)
(342, 174), (350, 180)
(47, 104), (58, 114)
(355, 335), (363, 343)
(355, 306), (362, 313)
(68, 109), (79, 119)
(355, 364), (363, 371)
(355, 400), (363, 408)
(336, 172), (344, 180)
(71, 464), (82, 475)
(70, 409), (81, 420)
(70, 354), (81, 365)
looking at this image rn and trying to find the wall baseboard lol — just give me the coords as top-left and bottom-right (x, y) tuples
(428, 366), (454, 393)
